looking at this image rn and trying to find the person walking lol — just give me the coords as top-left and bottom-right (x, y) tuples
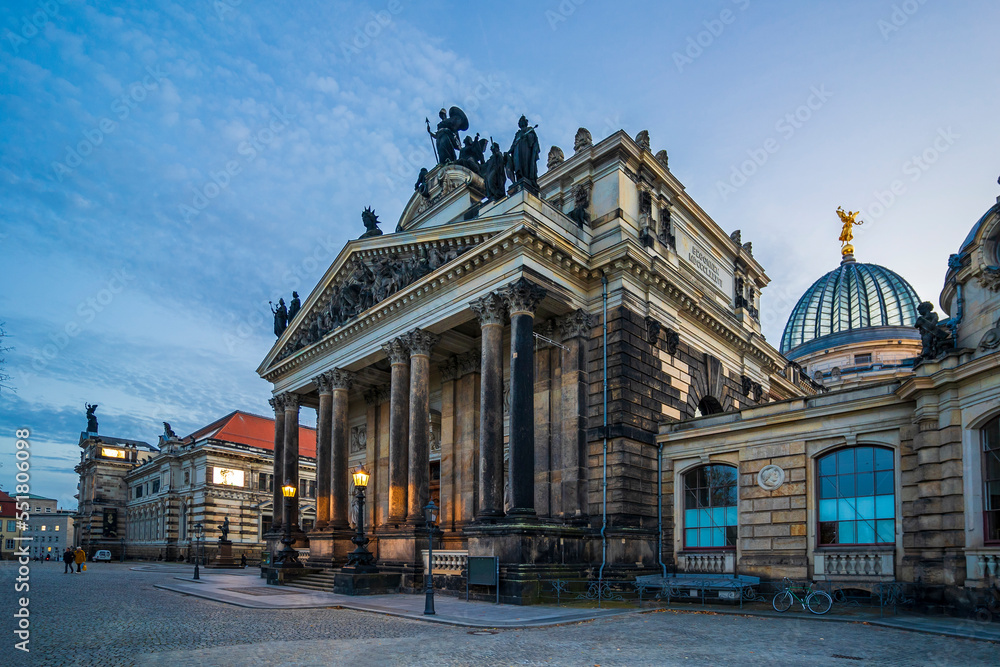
(240, 553), (247, 568)
(63, 547), (75, 574)
(74, 546), (85, 573)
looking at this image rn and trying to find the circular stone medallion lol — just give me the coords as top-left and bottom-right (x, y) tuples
(757, 464), (785, 491)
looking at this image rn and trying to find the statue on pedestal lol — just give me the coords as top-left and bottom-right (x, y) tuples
(86, 404), (99, 433)
(458, 133), (488, 174)
(414, 168), (430, 199)
(507, 115), (540, 187)
(270, 298), (288, 337)
(219, 517), (230, 542)
(483, 141), (507, 201)
(836, 207), (863, 257)
(163, 422), (178, 440)
(426, 106), (468, 165)
(288, 292), (301, 321)
(915, 301), (954, 360)
(360, 207), (383, 239)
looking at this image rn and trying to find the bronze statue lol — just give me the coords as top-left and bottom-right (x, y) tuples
(163, 422), (178, 440)
(270, 298), (288, 337)
(414, 168), (430, 198)
(360, 207), (383, 239)
(915, 301), (953, 359)
(426, 106), (468, 165)
(219, 517), (230, 541)
(288, 291), (301, 321)
(86, 403), (99, 433)
(458, 133), (488, 174)
(483, 141), (507, 201)
(507, 115), (540, 187)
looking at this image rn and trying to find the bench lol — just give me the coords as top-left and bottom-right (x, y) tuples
(635, 573), (761, 607)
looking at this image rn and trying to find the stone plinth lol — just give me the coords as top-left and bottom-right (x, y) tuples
(333, 570), (401, 595)
(210, 540), (243, 569)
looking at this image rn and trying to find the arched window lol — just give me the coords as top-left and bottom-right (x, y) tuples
(984, 416), (1000, 544)
(698, 396), (724, 416)
(683, 464), (738, 549)
(817, 446), (895, 545)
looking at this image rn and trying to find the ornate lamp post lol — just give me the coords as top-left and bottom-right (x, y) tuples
(275, 480), (302, 568)
(193, 522), (204, 580)
(344, 467), (378, 573)
(423, 500), (438, 616)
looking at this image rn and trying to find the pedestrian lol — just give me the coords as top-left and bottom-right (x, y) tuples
(74, 546), (86, 573)
(240, 553), (247, 568)
(63, 547), (75, 574)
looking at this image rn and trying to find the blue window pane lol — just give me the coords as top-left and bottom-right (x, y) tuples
(711, 527), (725, 547)
(856, 521), (875, 544)
(837, 449), (855, 474)
(685, 509), (699, 528)
(876, 520), (894, 543)
(856, 447), (874, 472)
(686, 528), (699, 547)
(875, 495), (894, 519)
(725, 506), (737, 526)
(875, 471), (893, 495)
(838, 498), (856, 521)
(700, 528), (713, 547)
(838, 474), (855, 497)
(820, 477), (837, 499)
(712, 507), (725, 526)
(819, 499), (837, 522)
(839, 521), (855, 544)
(875, 448), (893, 471)
(818, 454), (836, 477)
(856, 496), (875, 521)
(856, 472), (874, 497)
(700, 509), (713, 527)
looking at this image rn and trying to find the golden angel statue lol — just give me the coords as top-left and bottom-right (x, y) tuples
(836, 207), (862, 256)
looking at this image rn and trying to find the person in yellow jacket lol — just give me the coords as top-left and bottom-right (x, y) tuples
(74, 546), (86, 573)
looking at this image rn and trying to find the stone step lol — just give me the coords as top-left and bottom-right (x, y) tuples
(286, 582), (334, 592)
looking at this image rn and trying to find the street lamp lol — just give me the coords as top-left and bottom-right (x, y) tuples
(423, 500), (438, 616)
(275, 480), (302, 568)
(193, 522), (204, 580)
(344, 466), (377, 573)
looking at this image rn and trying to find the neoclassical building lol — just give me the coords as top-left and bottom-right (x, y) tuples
(256, 126), (818, 599)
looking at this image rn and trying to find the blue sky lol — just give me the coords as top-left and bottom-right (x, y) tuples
(2, 0), (998, 509)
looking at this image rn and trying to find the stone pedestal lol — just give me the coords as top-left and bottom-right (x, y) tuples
(210, 539), (242, 569)
(332, 570), (402, 595)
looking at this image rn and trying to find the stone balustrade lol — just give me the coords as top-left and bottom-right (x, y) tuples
(678, 551), (735, 574)
(965, 550), (1000, 580)
(421, 549), (468, 575)
(814, 550), (894, 578)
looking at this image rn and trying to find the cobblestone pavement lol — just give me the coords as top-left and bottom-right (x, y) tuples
(3, 561), (998, 666)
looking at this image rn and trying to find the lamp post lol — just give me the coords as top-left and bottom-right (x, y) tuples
(275, 480), (301, 568)
(423, 500), (438, 616)
(344, 467), (377, 572)
(193, 522), (204, 580)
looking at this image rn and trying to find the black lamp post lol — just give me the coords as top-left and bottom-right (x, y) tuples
(423, 500), (438, 616)
(344, 467), (377, 572)
(193, 522), (204, 580)
(275, 479), (302, 568)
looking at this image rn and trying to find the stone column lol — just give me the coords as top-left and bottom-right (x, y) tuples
(382, 337), (410, 523)
(500, 277), (547, 518)
(557, 309), (594, 521)
(329, 368), (356, 530)
(438, 357), (460, 530)
(403, 328), (440, 524)
(313, 374), (333, 529)
(269, 396), (286, 531)
(282, 393), (301, 530)
(456, 350), (481, 524)
(470, 293), (507, 520)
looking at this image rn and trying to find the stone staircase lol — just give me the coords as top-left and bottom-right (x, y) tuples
(283, 571), (338, 592)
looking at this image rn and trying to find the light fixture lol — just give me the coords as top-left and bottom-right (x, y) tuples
(352, 466), (370, 489)
(282, 480), (297, 498)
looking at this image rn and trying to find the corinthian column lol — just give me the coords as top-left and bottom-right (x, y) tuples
(500, 277), (547, 518)
(269, 395), (286, 531)
(556, 309), (595, 521)
(313, 375), (333, 529)
(470, 293), (507, 520)
(282, 393), (301, 530)
(329, 368), (356, 529)
(403, 328), (440, 524)
(382, 337), (410, 523)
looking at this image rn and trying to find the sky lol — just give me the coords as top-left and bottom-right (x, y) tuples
(1, 0), (998, 509)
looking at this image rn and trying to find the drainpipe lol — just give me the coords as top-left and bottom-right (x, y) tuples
(598, 275), (609, 589)
(657, 441), (666, 577)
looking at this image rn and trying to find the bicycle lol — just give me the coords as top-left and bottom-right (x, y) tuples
(772, 577), (834, 615)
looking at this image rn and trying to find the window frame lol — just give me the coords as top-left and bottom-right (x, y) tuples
(983, 415), (1000, 545)
(816, 445), (896, 548)
(681, 463), (739, 551)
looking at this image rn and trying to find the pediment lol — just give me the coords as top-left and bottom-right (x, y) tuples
(265, 225), (496, 368)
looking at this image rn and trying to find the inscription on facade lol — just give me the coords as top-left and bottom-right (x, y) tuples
(688, 245), (724, 291)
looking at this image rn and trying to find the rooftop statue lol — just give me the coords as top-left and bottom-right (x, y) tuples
(86, 403), (99, 433)
(270, 298), (288, 337)
(915, 301), (954, 360)
(426, 106), (468, 165)
(163, 422), (178, 440)
(360, 206), (383, 239)
(483, 141), (507, 201)
(507, 115), (540, 188)
(414, 167), (430, 199)
(458, 133), (488, 174)
(288, 291), (301, 321)
(836, 206), (862, 257)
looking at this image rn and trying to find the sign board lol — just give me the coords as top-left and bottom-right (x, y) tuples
(213, 468), (245, 487)
(468, 556), (498, 585)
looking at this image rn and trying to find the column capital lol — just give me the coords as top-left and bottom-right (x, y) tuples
(458, 349), (481, 376)
(402, 328), (440, 356)
(470, 292), (507, 326)
(556, 309), (595, 341)
(282, 392), (300, 411)
(382, 337), (410, 364)
(438, 356), (460, 382)
(328, 368), (356, 390)
(313, 372), (333, 395)
(499, 277), (546, 316)
(364, 384), (390, 406)
(268, 395), (286, 412)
